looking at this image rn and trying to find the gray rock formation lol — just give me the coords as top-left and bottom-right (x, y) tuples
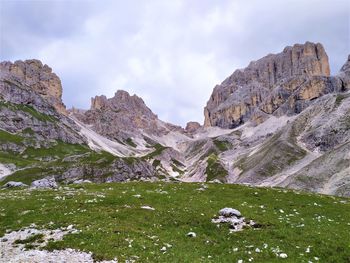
(0, 77), (85, 147)
(212, 208), (258, 232)
(74, 90), (184, 141)
(204, 42), (346, 128)
(31, 176), (58, 189)
(0, 60), (66, 114)
(3, 181), (28, 188)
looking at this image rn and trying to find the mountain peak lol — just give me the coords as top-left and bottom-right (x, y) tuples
(0, 59), (66, 114)
(204, 42), (343, 129)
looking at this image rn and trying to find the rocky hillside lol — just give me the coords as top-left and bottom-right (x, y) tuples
(0, 60), (159, 185)
(195, 43), (350, 196)
(0, 42), (349, 197)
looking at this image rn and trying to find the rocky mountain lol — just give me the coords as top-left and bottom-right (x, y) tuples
(0, 42), (349, 197)
(72, 90), (183, 142)
(0, 60), (67, 115)
(204, 42), (345, 128)
(0, 60), (159, 185)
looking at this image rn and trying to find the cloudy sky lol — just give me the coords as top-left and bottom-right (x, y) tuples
(0, 0), (349, 126)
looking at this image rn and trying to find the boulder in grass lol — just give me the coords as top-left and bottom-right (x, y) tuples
(186, 232), (196, 238)
(73, 179), (92, 184)
(31, 176), (58, 189)
(213, 207), (259, 232)
(219, 208), (241, 218)
(3, 181), (28, 188)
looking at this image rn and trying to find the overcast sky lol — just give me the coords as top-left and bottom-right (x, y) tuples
(0, 0), (349, 126)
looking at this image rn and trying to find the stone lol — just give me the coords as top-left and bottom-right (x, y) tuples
(31, 176), (58, 189)
(219, 208), (241, 217)
(3, 181), (28, 188)
(72, 179), (92, 184)
(140, 206), (155, 210)
(186, 232), (196, 237)
(212, 208), (258, 232)
(279, 253), (288, 258)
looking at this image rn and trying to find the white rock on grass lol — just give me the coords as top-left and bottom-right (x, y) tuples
(31, 176), (58, 189)
(3, 181), (28, 188)
(186, 232), (196, 237)
(73, 179), (92, 184)
(213, 207), (259, 232)
(279, 253), (288, 258)
(140, 206), (155, 210)
(219, 208), (241, 217)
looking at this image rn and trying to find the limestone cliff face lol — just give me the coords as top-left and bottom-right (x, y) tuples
(0, 60), (66, 114)
(203, 42), (345, 129)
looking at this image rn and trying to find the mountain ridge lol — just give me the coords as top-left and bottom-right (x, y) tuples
(1, 41), (349, 197)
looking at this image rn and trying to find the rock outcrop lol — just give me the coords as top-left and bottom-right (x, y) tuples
(185, 121), (201, 133)
(74, 90), (183, 140)
(204, 42), (346, 128)
(0, 60), (66, 114)
(0, 77), (85, 146)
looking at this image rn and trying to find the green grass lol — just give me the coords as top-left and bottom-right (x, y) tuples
(205, 154), (228, 182)
(23, 141), (90, 159)
(171, 164), (184, 175)
(334, 93), (350, 107)
(171, 159), (185, 168)
(213, 139), (231, 152)
(0, 182), (349, 262)
(142, 144), (169, 160)
(1, 167), (52, 185)
(152, 159), (161, 168)
(79, 151), (117, 167)
(22, 128), (35, 135)
(0, 151), (35, 167)
(14, 233), (44, 245)
(0, 101), (57, 123)
(125, 138), (137, 148)
(0, 129), (24, 144)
